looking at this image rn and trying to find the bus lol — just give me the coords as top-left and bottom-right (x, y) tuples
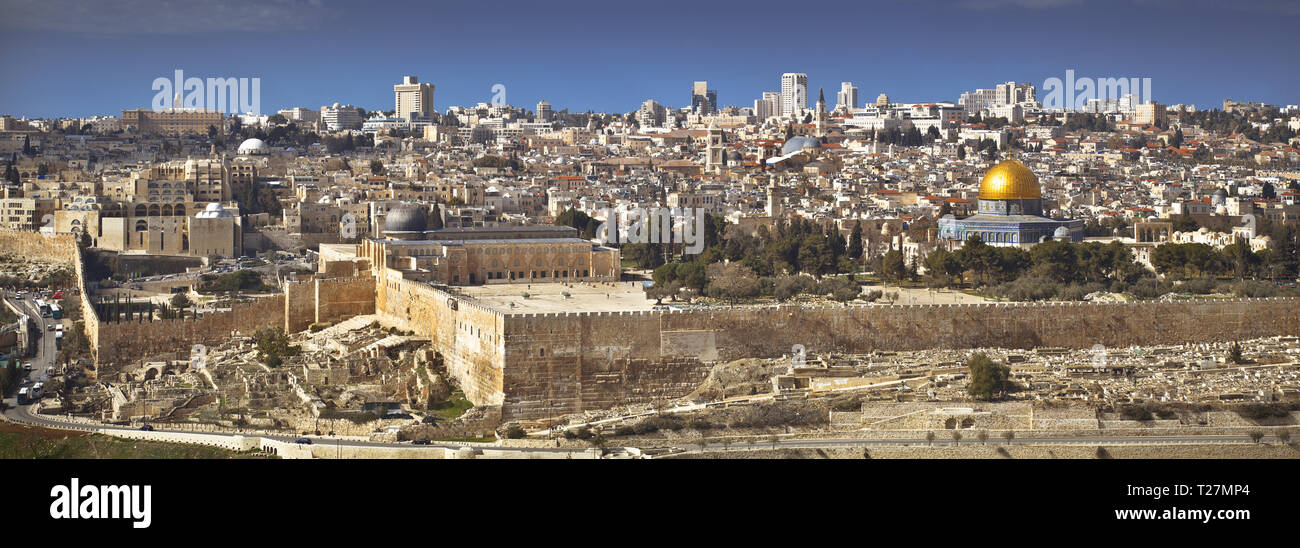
(30, 382), (42, 399)
(16, 387), (30, 405)
(35, 299), (50, 317)
(50, 303), (62, 319)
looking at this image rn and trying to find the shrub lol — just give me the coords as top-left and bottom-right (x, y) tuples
(503, 424), (526, 439)
(1180, 277), (1220, 295)
(1056, 282), (1105, 301)
(1235, 403), (1295, 423)
(992, 276), (1058, 301)
(1234, 280), (1278, 298)
(1128, 278), (1164, 300)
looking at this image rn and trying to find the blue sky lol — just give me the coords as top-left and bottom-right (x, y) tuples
(1, 0), (1297, 118)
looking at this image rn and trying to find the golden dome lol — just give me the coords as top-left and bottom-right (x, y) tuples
(979, 160), (1041, 200)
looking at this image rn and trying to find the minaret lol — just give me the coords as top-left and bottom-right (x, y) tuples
(766, 178), (782, 218)
(815, 88), (828, 137)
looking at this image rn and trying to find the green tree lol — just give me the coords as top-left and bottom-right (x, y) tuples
(966, 353), (1011, 401)
(169, 293), (192, 317)
(1030, 240), (1079, 284)
(955, 235), (997, 285)
(797, 232), (835, 277)
(880, 250), (907, 283)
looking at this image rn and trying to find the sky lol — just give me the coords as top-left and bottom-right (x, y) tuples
(0, 0), (1298, 118)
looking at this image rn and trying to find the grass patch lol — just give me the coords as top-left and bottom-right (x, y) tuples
(429, 389), (473, 419)
(0, 423), (271, 459)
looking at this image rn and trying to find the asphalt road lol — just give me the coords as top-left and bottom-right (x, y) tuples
(3, 292), (59, 381)
(682, 434), (1289, 454)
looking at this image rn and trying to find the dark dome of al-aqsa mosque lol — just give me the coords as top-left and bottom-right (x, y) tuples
(384, 205), (428, 237)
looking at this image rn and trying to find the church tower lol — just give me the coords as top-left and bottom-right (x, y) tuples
(706, 119), (725, 173)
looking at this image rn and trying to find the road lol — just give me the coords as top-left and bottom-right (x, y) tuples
(2, 291), (59, 382)
(675, 434), (1290, 454)
(2, 400), (585, 455)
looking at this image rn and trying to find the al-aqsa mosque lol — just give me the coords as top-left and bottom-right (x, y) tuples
(937, 159), (1083, 247)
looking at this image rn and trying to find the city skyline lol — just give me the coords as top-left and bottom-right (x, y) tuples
(1, 0), (1299, 118)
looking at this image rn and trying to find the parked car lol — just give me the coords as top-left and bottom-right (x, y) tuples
(294, 438), (312, 445)
(139, 425), (154, 431)
(412, 438), (432, 445)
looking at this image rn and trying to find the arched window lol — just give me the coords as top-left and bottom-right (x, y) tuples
(135, 220), (147, 232)
(148, 204), (160, 216)
(135, 204), (146, 217)
(162, 205), (173, 216)
(175, 205), (185, 217)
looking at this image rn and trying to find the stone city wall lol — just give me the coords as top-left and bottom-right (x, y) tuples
(96, 296), (285, 371)
(491, 298), (1300, 420)
(283, 275), (376, 333)
(0, 228), (77, 264)
(315, 276), (376, 327)
(374, 270), (504, 407)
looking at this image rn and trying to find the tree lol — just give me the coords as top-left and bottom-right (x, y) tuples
(1001, 430), (1015, 443)
(369, 159), (385, 176)
(1030, 239), (1079, 284)
(955, 235), (997, 284)
(977, 430), (989, 445)
(253, 326), (300, 367)
(880, 249), (907, 283)
(1248, 430), (1264, 444)
(1276, 430), (1291, 444)
(925, 432), (935, 446)
(951, 431), (962, 445)
(1227, 341), (1244, 364)
(797, 232), (835, 277)
(705, 262), (760, 303)
(966, 353), (1011, 401)
(169, 292), (191, 311)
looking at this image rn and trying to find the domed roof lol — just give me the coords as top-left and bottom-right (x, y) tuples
(979, 160), (1041, 201)
(195, 202), (233, 218)
(384, 205), (427, 233)
(781, 136), (821, 155)
(1053, 226), (1071, 239)
(237, 138), (269, 154)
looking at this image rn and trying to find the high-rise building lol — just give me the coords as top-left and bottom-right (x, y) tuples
(536, 100), (553, 123)
(692, 81), (718, 115)
(836, 82), (858, 112)
(754, 91), (781, 119)
(321, 103), (364, 131)
(394, 76), (434, 121)
(781, 73), (808, 117)
(637, 99), (666, 127)
(1135, 102), (1167, 125)
(876, 93), (890, 108)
